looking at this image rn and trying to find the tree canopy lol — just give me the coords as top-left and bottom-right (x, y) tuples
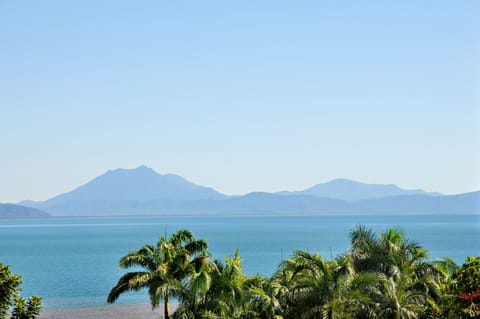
(0, 263), (42, 319)
(109, 227), (479, 319)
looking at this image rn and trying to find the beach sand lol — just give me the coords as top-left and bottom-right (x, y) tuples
(39, 304), (177, 319)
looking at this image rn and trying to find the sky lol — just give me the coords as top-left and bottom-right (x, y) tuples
(1, 1), (479, 202)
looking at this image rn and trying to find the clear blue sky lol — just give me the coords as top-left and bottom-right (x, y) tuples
(1, 1), (479, 202)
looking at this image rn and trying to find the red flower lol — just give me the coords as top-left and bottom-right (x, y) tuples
(457, 292), (480, 302)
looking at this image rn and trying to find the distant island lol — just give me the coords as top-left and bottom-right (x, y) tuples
(13, 166), (479, 217)
(0, 203), (50, 219)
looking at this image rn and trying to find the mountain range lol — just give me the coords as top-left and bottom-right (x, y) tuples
(16, 166), (480, 216)
(276, 178), (441, 201)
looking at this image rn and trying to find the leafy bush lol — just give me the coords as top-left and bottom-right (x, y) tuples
(0, 263), (42, 319)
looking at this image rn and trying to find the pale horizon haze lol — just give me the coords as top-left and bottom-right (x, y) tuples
(1, 1), (479, 203)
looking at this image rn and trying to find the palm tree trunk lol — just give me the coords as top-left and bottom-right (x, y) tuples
(164, 294), (170, 319)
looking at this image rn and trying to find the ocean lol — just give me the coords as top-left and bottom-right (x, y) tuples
(0, 214), (479, 309)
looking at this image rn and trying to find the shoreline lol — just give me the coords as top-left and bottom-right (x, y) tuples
(39, 303), (178, 319)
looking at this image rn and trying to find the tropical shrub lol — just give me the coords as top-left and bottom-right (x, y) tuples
(451, 256), (480, 318)
(0, 263), (42, 319)
(10, 296), (42, 319)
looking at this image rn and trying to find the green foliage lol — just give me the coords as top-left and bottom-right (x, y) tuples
(109, 227), (479, 319)
(453, 256), (480, 294)
(0, 263), (42, 319)
(450, 256), (480, 318)
(0, 263), (22, 319)
(174, 249), (251, 319)
(11, 296), (42, 319)
(108, 229), (209, 319)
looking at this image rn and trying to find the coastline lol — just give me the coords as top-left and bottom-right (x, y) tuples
(39, 304), (178, 319)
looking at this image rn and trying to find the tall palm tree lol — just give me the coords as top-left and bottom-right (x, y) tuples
(107, 229), (208, 319)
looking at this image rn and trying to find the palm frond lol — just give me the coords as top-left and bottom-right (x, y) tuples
(107, 271), (151, 303)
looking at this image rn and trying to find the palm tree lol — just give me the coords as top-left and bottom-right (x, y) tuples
(420, 257), (459, 318)
(360, 268), (435, 319)
(175, 250), (249, 319)
(284, 250), (337, 318)
(246, 252), (304, 319)
(247, 274), (290, 319)
(348, 226), (442, 319)
(432, 257), (458, 279)
(107, 229), (208, 319)
(273, 250), (356, 319)
(349, 226), (428, 277)
(205, 251), (247, 318)
(173, 257), (216, 319)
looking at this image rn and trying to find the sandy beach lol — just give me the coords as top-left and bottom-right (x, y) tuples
(39, 304), (177, 319)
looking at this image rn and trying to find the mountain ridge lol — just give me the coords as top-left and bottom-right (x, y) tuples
(40, 166), (225, 203)
(277, 178), (441, 202)
(17, 166), (479, 216)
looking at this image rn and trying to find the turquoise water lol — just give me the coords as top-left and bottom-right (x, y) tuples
(0, 214), (479, 309)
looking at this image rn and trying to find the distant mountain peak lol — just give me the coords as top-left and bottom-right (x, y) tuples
(279, 178), (440, 202)
(325, 178), (365, 185)
(105, 165), (156, 175)
(132, 165), (157, 173)
(328, 178), (354, 183)
(326, 178), (397, 187)
(37, 166), (226, 203)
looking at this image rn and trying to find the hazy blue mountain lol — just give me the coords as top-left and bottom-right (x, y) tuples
(23, 193), (350, 216)
(24, 166), (225, 208)
(19, 192), (480, 217)
(355, 191), (480, 214)
(277, 178), (441, 201)
(0, 203), (50, 219)
(68, 166), (224, 200)
(18, 167), (478, 216)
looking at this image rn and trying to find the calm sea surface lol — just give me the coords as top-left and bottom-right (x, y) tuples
(0, 214), (479, 309)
